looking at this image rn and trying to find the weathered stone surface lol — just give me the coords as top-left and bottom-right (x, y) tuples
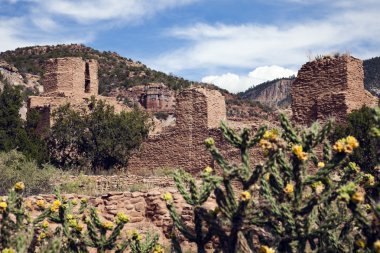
(292, 55), (377, 125)
(28, 57), (128, 135)
(128, 87), (227, 173)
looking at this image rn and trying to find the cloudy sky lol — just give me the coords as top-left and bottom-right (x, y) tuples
(1, 0), (380, 93)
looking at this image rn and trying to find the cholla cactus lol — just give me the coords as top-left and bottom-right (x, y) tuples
(167, 114), (375, 253)
(0, 184), (160, 253)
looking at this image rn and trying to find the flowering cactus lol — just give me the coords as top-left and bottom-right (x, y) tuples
(167, 114), (377, 253)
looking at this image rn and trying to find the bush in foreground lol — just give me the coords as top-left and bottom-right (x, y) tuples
(165, 113), (380, 253)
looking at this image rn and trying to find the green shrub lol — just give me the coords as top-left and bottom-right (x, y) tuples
(165, 113), (378, 253)
(48, 97), (153, 172)
(0, 150), (56, 196)
(58, 173), (98, 195)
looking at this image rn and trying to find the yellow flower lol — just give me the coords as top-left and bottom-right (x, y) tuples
(66, 214), (74, 220)
(204, 137), (215, 147)
(0, 202), (7, 212)
(50, 200), (61, 212)
(317, 162), (325, 169)
(204, 166), (213, 174)
(259, 245), (275, 253)
(374, 240), (380, 253)
(346, 136), (359, 148)
(101, 221), (114, 230)
(2, 248), (15, 253)
(162, 192), (173, 202)
(292, 145), (303, 156)
(116, 212), (130, 223)
(240, 191), (251, 202)
(364, 174), (375, 186)
(153, 245), (164, 253)
(292, 145), (308, 161)
(333, 139), (345, 153)
(41, 220), (49, 229)
(264, 173), (270, 182)
(36, 199), (46, 209)
(76, 223), (84, 232)
(71, 199), (78, 205)
(334, 136), (359, 153)
(259, 139), (273, 150)
(80, 198), (88, 204)
(37, 232), (46, 241)
(284, 183), (294, 195)
(351, 191), (365, 204)
(343, 144), (353, 154)
(14, 182), (25, 191)
(263, 129), (278, 141)
(355, 239), (366, 249)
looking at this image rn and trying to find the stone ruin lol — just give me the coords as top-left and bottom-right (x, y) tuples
(128, 87), (228, 173)
(28, 57), (127, 135)
(292, 55), (377, 125)
(109, 83), (176, 113)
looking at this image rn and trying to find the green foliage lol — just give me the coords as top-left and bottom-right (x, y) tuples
(0, 184), (161, 253)
(0, 150), (56, 196)
(165, 113), (378, 253)
(0, 84), (27, 151)
(48, 97), (152, 172)
(330, 106), (380, 179)
(0, 84), (48, 164)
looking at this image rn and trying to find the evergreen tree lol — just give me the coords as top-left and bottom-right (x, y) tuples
(49, 97), (152, 172)
(0, 84), (28, 151)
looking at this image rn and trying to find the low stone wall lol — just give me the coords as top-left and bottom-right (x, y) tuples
(25, 188), (217, 248)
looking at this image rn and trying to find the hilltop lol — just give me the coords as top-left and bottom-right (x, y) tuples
(0, 44), (193, 95)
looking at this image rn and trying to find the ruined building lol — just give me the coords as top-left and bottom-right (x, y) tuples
(109, 83), (175, 113)
(28, 57), (126, 134)
(128, 87), (228, 173)
(140, 83), (175, 112)
(292, 55), (377, 125)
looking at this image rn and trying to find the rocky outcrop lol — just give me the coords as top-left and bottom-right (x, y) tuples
(239, 78), (295, 108)
(364, 56), (380, 97)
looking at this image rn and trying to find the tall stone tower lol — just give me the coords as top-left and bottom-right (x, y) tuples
(292, 55), (377, 125)
(42, 57), (98, 96)
(28, 57), (126, 135)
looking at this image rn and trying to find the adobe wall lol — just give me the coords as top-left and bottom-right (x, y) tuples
(292, 55), (377, 125)
(291, 55), (376, 125)
(128, 88), (227, 174)
(28, 57), (127, 134)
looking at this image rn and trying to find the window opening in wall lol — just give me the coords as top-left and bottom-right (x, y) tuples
(85, 62), (91, 93)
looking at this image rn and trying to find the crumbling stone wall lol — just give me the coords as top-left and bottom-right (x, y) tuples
(128, 87), (227, 173)
(292, 55), (377, 125)
(28, 57), (127, 134)
(24, 189), (216, 248)
(109, 83), (176, 113)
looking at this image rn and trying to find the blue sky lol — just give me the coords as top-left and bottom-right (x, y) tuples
(1, 0), (380, 93)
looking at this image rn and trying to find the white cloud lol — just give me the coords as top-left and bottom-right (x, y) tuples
(152, 1), (380, 75)
(35, 0), (198, 23)
(202, 65), (296, 93)
(0, 0), (198, 52)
